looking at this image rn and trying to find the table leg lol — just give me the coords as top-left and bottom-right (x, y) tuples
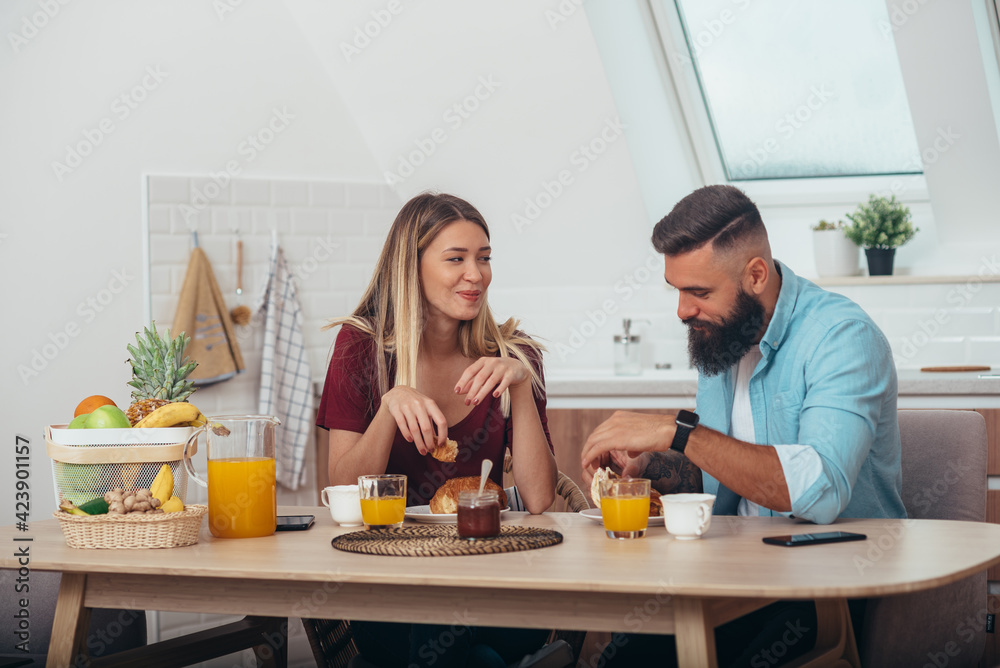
(47, 572), (90, 668)
(674, 597), (718, 668)
(785, 599), (860, 668)
(249, 616), (288, 668)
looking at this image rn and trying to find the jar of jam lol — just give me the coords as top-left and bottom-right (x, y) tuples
(457, 490), (501, 540)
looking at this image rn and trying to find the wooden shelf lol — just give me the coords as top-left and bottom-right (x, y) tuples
(812, 273), (1000, 286)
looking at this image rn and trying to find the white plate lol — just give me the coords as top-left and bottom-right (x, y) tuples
(579, 507), (666, 527)
(405, 505), (511, 524)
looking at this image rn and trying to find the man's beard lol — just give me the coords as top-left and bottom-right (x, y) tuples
(685, 289), (766, 377)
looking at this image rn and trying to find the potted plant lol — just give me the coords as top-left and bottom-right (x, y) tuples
(844, 194), (918, 276)
(811, 219), (859, 278)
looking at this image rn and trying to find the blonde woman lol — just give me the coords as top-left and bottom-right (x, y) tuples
(316, 192), (557, 667)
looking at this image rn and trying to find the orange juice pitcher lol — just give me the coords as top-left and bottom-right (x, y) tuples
(184, 415), (280, 538)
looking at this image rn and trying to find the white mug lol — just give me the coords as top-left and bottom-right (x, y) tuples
(321, 484), (364, 527)
(661, 493), (716, 540)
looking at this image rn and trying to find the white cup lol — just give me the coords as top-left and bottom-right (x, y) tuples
(661, 493), (716, 540)
(322, 484), (364, 527)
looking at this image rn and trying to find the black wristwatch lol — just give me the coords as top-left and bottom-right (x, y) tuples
(671, 410), (699, 454)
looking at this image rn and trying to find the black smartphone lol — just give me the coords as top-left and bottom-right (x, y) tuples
(276, 515), (315, 531)
(762, 531), (866, 547)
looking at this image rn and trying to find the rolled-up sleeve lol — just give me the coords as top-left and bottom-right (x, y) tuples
(789, 319), (894, 524)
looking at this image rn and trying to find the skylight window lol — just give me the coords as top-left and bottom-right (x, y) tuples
(667, 0), (923, 181)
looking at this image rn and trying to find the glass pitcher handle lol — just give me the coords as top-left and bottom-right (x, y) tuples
(183, 426), (208, 488)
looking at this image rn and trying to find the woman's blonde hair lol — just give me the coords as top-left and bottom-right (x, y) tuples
(325, 192), (544, 416)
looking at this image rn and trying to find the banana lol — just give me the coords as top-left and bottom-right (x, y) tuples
(160, 495), (184, 513)
(150, 464), (174, 503)
(60, 499), (89, 516)
(133, 402), (202, 429)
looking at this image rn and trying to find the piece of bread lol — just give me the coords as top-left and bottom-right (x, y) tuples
(590, 466), (619, 509)
(591, 466), (662, 517)
(430, 438), (458, 462)
(429, 476), (508, 514)
(649, 489), (663, 517)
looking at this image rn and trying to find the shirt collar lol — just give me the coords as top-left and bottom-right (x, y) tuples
(759, 259), (799, 353)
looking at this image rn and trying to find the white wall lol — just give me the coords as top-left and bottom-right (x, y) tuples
(2, 0), (382, 498)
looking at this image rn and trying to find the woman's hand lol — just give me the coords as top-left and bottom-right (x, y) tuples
(454, 357), (530, 406)
(380, 386), (448, 456)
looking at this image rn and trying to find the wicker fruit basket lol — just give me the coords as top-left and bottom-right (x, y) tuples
(52, 504), (208, 549)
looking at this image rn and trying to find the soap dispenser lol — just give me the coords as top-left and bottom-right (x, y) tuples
(613, 318), (642, 376)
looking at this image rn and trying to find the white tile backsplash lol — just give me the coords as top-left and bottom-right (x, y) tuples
(231, 178), (271, 205)
(148, 175), (192, 203)
(309, 181), (347, 207)
(272, 180), (310, 206)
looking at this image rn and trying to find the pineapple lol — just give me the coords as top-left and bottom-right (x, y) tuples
(125, 323), (198, 426)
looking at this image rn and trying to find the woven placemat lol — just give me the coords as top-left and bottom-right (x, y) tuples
(331, 524), (563, 557)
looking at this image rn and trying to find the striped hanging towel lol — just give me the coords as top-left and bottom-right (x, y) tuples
(256, 243), (312, 489)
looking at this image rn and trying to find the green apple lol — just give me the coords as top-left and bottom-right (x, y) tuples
(68, 414), (89, 429)
(85, 405), (131, 429)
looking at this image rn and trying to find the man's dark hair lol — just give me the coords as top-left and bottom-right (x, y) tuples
(651, 185), (765, 256)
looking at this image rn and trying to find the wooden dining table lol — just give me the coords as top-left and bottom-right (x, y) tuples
(4, 506), (1000, 668)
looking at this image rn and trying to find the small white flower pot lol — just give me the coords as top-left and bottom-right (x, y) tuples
(813, 229), (860, 277)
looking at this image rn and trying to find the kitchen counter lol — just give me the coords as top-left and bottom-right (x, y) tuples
(545, 368), (1000, 409)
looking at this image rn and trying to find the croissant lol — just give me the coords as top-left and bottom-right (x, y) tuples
(429, 476), (508, 514)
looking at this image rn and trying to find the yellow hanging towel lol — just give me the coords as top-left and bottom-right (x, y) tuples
(173, 246), (245, 385)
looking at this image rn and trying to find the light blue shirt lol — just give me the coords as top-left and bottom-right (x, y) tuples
(699, 261), (906, 524)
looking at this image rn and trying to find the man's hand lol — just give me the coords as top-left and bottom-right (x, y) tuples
(581, 450), (651, 486)
(581, 411), (675, 474)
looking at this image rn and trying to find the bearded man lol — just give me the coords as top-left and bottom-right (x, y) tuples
(582, 185), (905, 667)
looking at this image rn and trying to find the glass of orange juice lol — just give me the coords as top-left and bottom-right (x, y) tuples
(600, 478), (650, 539)
(358, 474), (406, 530)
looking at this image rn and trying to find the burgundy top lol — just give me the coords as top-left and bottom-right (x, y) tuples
(317, 324), (555, 506)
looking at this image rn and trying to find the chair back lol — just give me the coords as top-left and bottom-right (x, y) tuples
(860, 410), (988, 668)
(897, 409), (987, 522)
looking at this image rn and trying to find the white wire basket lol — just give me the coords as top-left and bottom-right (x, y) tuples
(46, 424), (196, 508)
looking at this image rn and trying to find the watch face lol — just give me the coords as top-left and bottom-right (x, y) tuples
(676, 410), (699, 428)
